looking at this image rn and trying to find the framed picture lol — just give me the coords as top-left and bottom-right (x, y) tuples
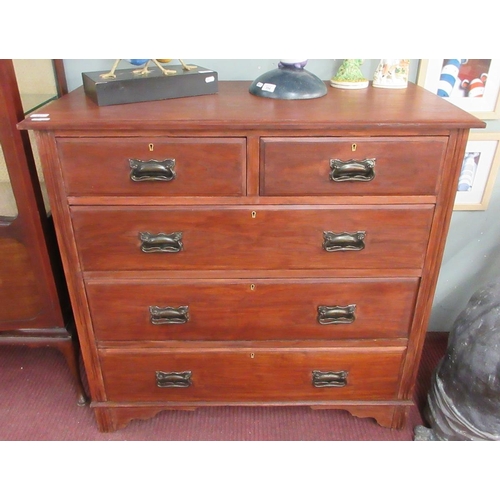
(454, 132), (500, 210)
(417, 59), (500, 119)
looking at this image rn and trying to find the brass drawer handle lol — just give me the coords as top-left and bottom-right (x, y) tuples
(312, 370), (348, 388)
(129, 158), (176, 182)
(139, 231), (183, 253)
(317, 304), (356, 325)
(156, 371), (192, 388)
(150, 305), (189, 325)
(330, 158), (375, 182)
(323, 231), (366, 252)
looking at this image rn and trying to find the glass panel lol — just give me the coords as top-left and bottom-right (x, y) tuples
(13, 59), (58, 113)
(0, 144), (18, 218)
(11, 60), (57, 215)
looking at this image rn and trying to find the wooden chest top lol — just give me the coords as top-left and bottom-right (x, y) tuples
(19, 81), (484, 133)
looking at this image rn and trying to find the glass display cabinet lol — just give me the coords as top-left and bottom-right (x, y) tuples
(0, 59), (86, 404)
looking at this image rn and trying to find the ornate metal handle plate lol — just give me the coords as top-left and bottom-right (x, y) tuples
(317, 304), (356, 325)
(323, 231), (366, 252)
(129, 158), (176, 182)
(330, 159), (375, 182)
(150, 305), (189, 325)
(156, 371), (192, 388)
(312, 370), (348, 388)
(139, 231), (183, 253)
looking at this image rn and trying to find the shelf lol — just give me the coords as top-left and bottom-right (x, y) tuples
(21, 93), (58, 115)
(13, 59), (59, 115)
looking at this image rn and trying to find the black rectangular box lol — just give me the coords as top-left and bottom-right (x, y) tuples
(82, 64), (218, 106)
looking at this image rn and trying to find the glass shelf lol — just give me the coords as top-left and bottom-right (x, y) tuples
(13, 59), (59, 115)
(0, 60), (60, 218)
(21, 93), (58, 115)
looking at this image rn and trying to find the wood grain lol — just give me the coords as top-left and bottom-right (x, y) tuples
(99, 345), (406, 402)
(57, 137), (246, 197)
(261, 136), (447, 196)
(71, 205), (434, 271)
(86, 277), (418, 341)
(18, 81), (483, 431)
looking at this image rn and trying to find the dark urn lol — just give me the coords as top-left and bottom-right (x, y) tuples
(415, 280), (500, 440)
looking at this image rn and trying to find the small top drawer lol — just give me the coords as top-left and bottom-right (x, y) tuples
(56, 137), (246, 197)
(261, 136), (448, 196)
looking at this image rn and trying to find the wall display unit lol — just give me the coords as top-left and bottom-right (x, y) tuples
(454, 131), (500, 210)
(0, 59), (86, 405)
(20, 81), (483, 432)
(417, 59), (500, 119)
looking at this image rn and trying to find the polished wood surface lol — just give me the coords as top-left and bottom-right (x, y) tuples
(261, 136), (447, 196)
(71, 205), (433, 271)
(20, 82), (483, 132)
(57, 137), (246, 197)
(86, 277), (418, 341)
(19, 81), (483, 432)
(99, 345), (405, 402)
(0, 239), (43, 321)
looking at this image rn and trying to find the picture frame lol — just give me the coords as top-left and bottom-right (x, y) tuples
(417, 59), (500, 119)
(454, 132), (500, 210)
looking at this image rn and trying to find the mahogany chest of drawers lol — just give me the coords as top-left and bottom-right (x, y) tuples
(20, 81), (483, 432)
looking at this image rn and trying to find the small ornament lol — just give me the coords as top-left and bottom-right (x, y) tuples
(249, 59), (327, 100)
(372, 59), (410, 89)
(99, 59), (197, 79)
(278, 59), (308, 69)
(330, 59), (369, 89)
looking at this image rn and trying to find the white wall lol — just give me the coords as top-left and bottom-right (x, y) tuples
(431, 118), (500, 330)
(62, 59), (500, 331)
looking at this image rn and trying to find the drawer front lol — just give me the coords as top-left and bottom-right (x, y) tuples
(261, 137), (447, 196)
(57, 137), (246, 196)
(87, 278), (418, 341)
(72, 205), (433, 271)
(99, 346), (405, 402)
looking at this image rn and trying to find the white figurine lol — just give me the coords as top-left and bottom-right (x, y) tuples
(372, 59), (410, 89)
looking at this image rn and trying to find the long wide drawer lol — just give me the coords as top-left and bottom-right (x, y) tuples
(56, 137), (246, 197)
(99, 345), (406, 402)
(86, 278), (419, 341)
(72, 205), (434, 271)
(261, 136), (447, 196)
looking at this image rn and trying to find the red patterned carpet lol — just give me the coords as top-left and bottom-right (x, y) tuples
(0, 333), (447, 441)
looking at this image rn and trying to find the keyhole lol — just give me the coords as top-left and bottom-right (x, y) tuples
(251, 211), (257, 219)
(250, 353), (255, 359)
(149, 143), (154, 152)
(250, 284), (255, 291)
(352, 143), (357, 152)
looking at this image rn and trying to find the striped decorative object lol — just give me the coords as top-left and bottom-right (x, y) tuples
(457, 153), (478, 191)
(466, 76), (486, 98)
(437, 59), (467, 97)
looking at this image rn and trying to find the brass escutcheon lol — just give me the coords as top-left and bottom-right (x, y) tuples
(250, 284), (255, 291)
(251, 210), (257, 219)
(149, 143), (154, 152)
(352, 143), (357, 152)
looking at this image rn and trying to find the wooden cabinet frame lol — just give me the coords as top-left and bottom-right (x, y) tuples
(0, 59), (86, 405)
